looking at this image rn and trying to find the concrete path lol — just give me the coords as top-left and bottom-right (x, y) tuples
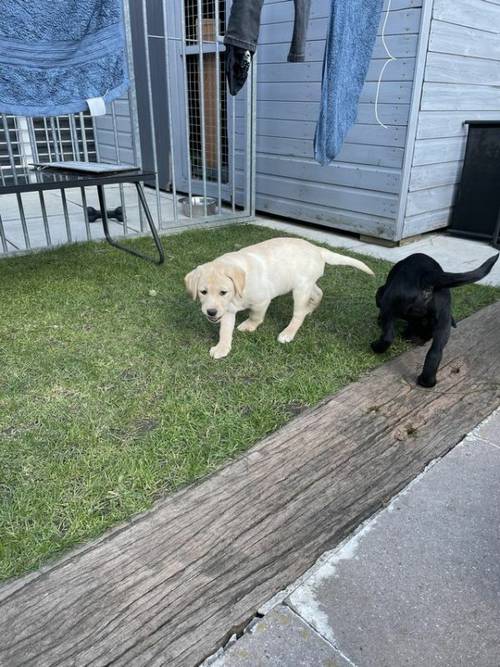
(254, 216), (500, 287)
(0, 185), (234, 253)
(206, 409), (500, 667)
(3, 191), (500, 289)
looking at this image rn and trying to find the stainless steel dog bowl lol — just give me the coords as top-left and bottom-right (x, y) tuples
(180, 196), (218, 218)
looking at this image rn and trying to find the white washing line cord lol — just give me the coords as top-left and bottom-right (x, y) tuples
(374, 0), (396, 129)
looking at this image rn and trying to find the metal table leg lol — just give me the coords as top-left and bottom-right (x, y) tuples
(97, 183), (165, 265)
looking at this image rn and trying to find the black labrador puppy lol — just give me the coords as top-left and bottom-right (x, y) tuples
(371, 253), (498, 387)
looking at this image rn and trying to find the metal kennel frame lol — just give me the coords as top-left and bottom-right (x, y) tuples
(0, 0), (256, 257)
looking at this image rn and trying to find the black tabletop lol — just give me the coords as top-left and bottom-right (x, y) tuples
(0, 166), (155, 196)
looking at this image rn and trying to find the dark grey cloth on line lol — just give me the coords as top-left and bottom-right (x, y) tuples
(224, 0), (311, 63)
(287, 0), (312, 62)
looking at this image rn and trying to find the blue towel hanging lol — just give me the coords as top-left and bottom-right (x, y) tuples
(0, 0), (129, 117)
(314, 0), (384, 165)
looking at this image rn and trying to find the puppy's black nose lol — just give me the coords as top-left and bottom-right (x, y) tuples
(207, 309), (217, 317)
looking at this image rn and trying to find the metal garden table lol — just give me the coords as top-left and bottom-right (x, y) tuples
(0, 166), (165, 264)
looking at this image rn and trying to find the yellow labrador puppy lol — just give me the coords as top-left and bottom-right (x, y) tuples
(185, 237), (374, 359)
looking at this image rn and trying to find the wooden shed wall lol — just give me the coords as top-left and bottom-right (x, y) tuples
(94, 97), (135, 165)
(401, 0), (500, 238)
(242, 0), (423, 241)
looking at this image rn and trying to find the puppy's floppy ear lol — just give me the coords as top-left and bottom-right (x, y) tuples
(184, 267), (200, 300)
(225, 264), (246, 298)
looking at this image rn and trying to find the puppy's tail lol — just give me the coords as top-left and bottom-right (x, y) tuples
(433, 254), (498, 289)
(320, 248), (374, 276)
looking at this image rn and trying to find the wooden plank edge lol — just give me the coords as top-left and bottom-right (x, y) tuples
(0, 301), (499, 667)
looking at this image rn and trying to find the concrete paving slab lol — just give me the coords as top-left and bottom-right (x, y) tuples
(215, 606), (351, 667)
(254, 216), (500, 287)
(475, 409), (500, 448)
(253, 217), (363, 251)
(0, 191), (83, 221)
(47, 186), (222, 232)
(1, 214), (138, 250)
(54, 183), (160, 210)
(1, 190), (243, 255)
(288, 438), (500, 667)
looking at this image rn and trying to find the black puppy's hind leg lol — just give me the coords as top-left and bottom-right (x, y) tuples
(371, 312), (396, 354)
(417, 314), (451, 388)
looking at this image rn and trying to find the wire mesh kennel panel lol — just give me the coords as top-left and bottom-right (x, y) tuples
(166, 0), (256, 217)
(0, 112), (111, 253)
(0, 0), (256, 256)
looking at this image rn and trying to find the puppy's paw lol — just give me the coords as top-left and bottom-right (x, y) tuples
(278, 329), (295, 344)
(210, 344), (231, 359)
(238, 319), (259, 333)
(371, 339), (389, 354)
(417, 373), (436, 388)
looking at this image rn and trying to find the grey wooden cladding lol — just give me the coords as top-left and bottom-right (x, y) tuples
(412, 137), (466, 166)
(253, 119), (406, 147)
(255, 195), (397, 238)
(255, 174), (398, 218)
(416, 111), (499, 140)
(262, 0), (421, 9)
(98, 144), (135, 165)
(401, 0), (500, 238)
(405, 184), (457, 217)
(402, 208), (452, 235)
(426, 53), (500, 86)
(232, 0), (425, 237)
(237, 101), (411, 126)
(382, 0), (422, 8)
(365, 57), (416, 83)
(421, 83), (500, 111)
(257, 34), (420, 63)
(244, 0), (423, 236)
(249, 135), (405, 168)
(258, 10), (422, 44)
(249, 155), (402, 193)
(94, 94), (134, 165)
(409, 161), (463, 191)
(237, 171), (398, 221)
(261, 0), (422, 24)
(256, 81), (413, 104)
(432, 0), (500, 33)
(254, 0), (499, 239)
(1, 302), (499, 667)
(96, 115), (132, 134)
(257, 58), (416, 83)
(96, 129), (133, 150)
(429, 20), (500, 61)
(111, 98), (132, 117)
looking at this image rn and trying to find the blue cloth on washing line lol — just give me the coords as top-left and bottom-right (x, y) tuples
(314, 0), (384, 165)
(0, 0), (128, 116)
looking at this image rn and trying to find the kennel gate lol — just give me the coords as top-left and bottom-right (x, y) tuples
(0, 0), (256, 257)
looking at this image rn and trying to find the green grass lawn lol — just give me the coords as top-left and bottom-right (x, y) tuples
(1, 223), (498, 582)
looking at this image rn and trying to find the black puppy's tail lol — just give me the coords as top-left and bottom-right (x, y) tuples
(433, 254), (499, 289)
